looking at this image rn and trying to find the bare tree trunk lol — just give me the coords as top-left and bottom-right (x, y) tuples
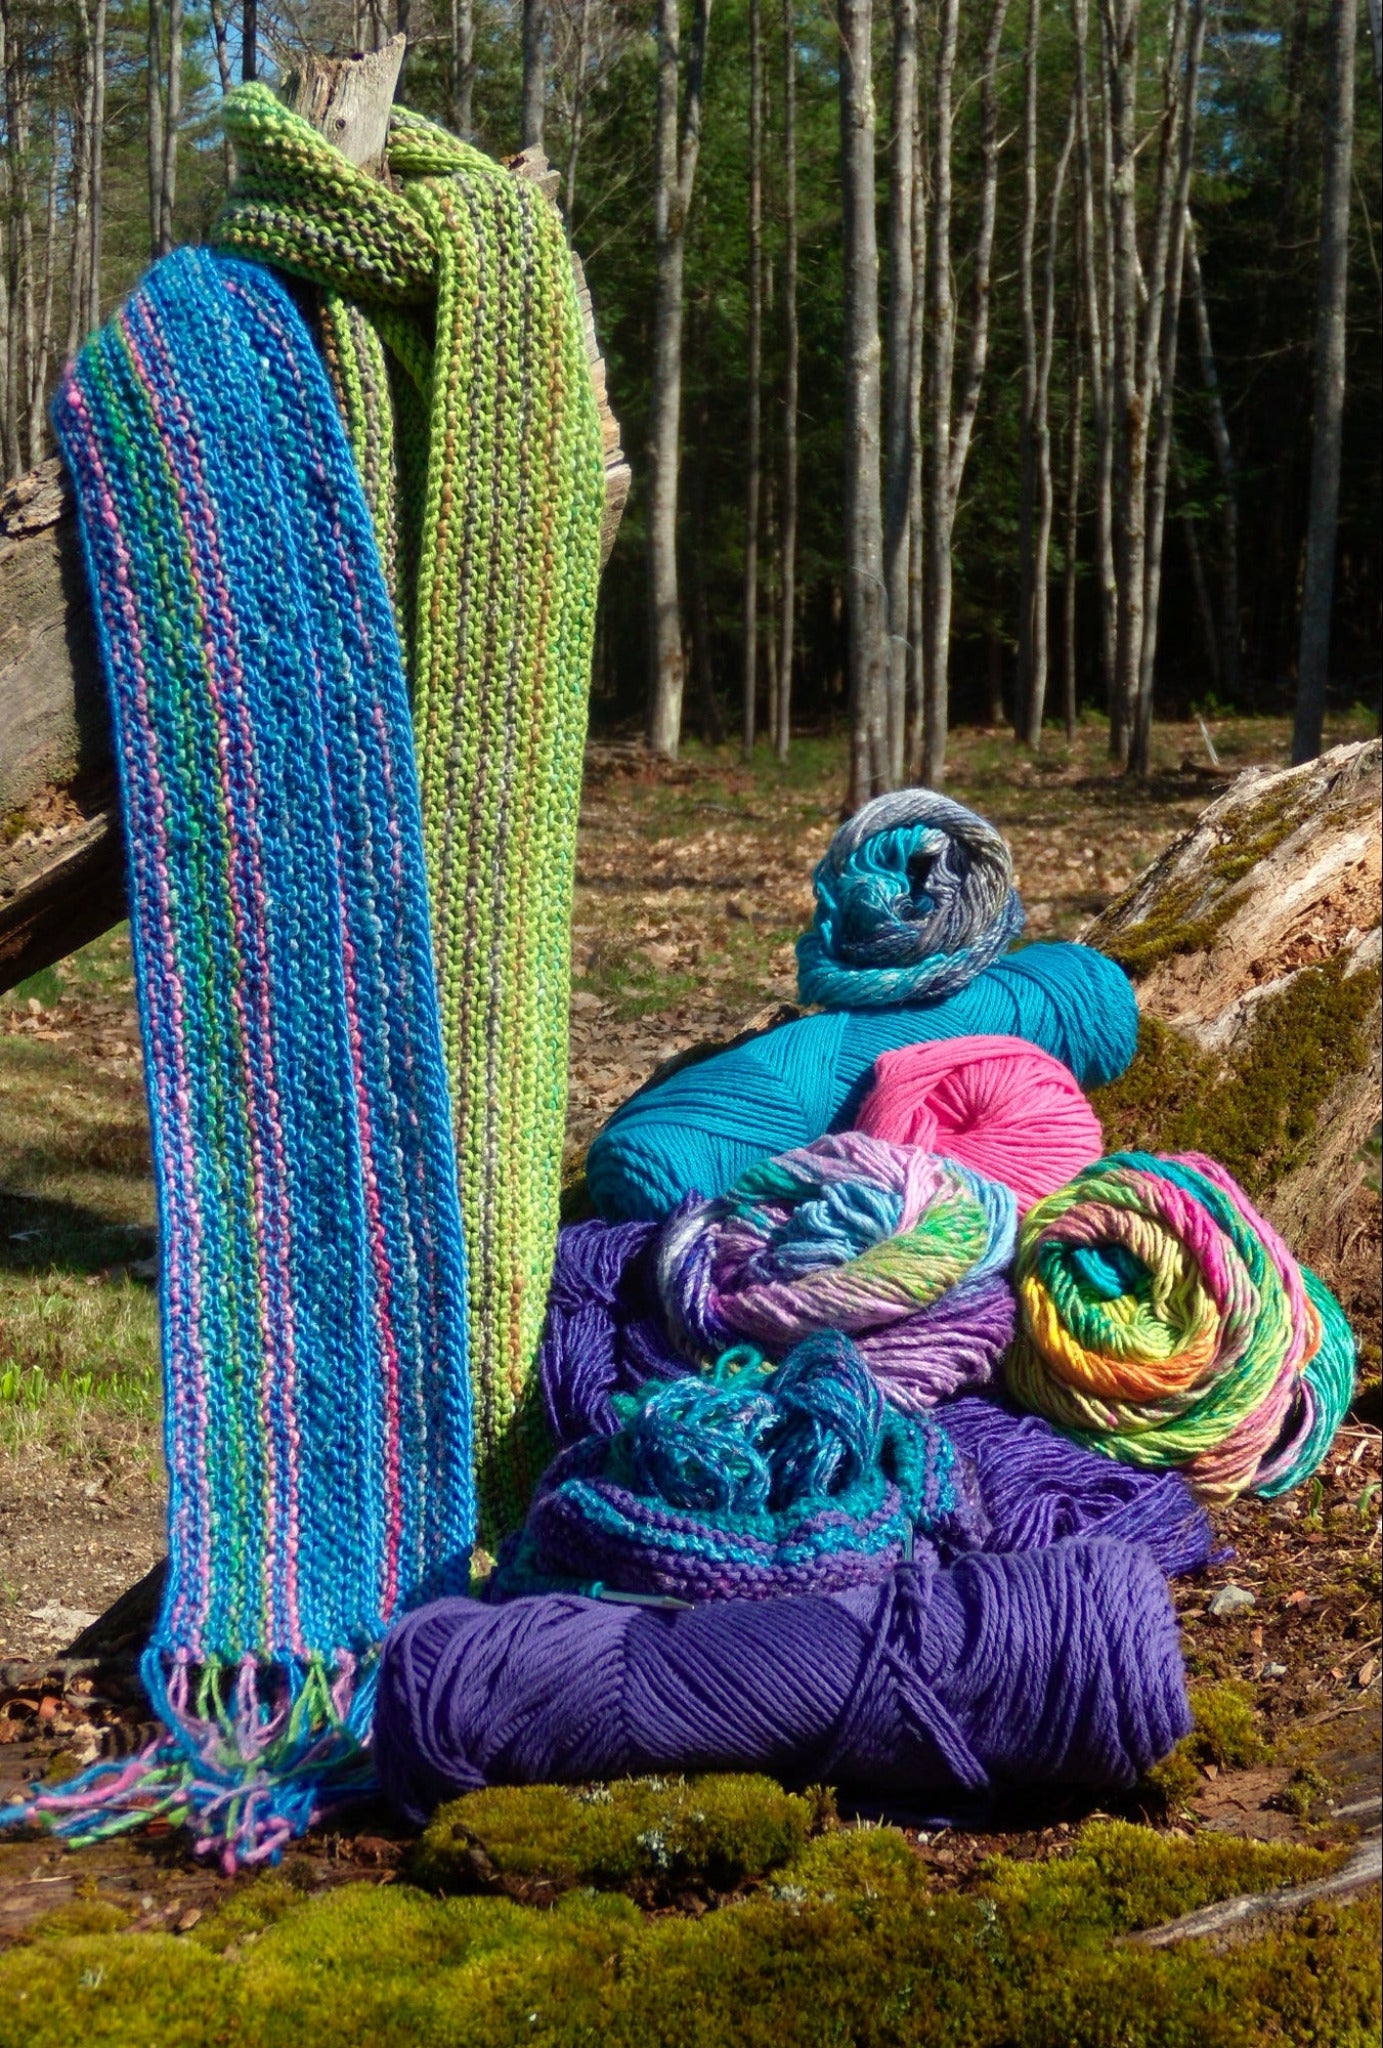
(1015, 0), (1041, 740)
(0, 6), (15, 482)
(147, 0), (165, 260)
(66, 1), (96, 364)
(28, 110), (58, 467)
(1024, 90), (1077, 748)
(1131, 0), (1206, 773)
(208, 0), (236, 185)
(883, 0), (918, 783)
(742, 0), (764, 760)
(562, 0), (593, 234)
(645, 0), (713, 759)
(159, 0), (183, 257)
(905, 84), (926, 771)
(839, 0), (890, 807)
(450, 0), (475, 138)
(1102, 0), (1142, 762)
(1172, 436), (1221, 688)
(86, 0), (106, 333)
(243, 0), (259, 82)
(689, 374), (724, 743)
(8, 22), (36, 473)
(1062, 291), (1084, 741)
(922, 0), (959, 786)
(1184, 213), (1240, 696)
(922, 0), (1009, 786)
(1293, 0), (1357, 764)
(778, 0), (799, 762)
(522, 0), (547, 151)
(1085, 0), (1117, 711)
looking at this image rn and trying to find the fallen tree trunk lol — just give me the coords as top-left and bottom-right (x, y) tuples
(1086, 738), (1381, 1347)
(0, 39), (628, 996)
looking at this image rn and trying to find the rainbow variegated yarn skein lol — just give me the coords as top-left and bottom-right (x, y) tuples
(1005, 1151), (1355, 1502)
(656, 1132), (1017, 1411)
(489, 1331), (959, 1603)
(797, 789), (1025, 1008)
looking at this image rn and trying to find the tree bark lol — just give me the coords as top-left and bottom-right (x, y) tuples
(243, 0), (259, 83)
(1081, 0), (1117, 710)
(65, 0), (97, 364)
(0, 41), (630, 995)
(1130, 0), (1206, 774)
(1184, 213), (1240, 698)
(645, 0), (712, 759)
(159, 0), (183, 258)
(562, 0), (593, 234)
(777, 0), (799, 762)
(208, 0), (236, 185)
(1015, 0), (1041, 740)
(838, 0), (890, 808)
(905, 81), (926, 772)
(1062, 297), (1084, 742)
(522, 0), (547, 151)
(0, 7), (16, 483)
(883, 0), (918, 783)
(921, 0), (958, 786)
(1024, 89), (1077, 748)
(147, 0), (165, 261)
(450, 0), (474, 138)
(86, 0), (105, 335)
(742, 0), (764, 760)
(1293, 0), (1357, 764)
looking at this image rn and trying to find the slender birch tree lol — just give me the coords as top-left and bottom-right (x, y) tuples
(645, 0), (713, 759)
(777, 0), (799, 761)
(742, 0), (764, 759)
(883, 0), (918, 782)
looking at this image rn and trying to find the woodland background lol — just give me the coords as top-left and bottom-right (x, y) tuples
(0, 0), (1379, 795)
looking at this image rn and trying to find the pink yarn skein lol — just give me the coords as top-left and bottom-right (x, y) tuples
(853, 1034), (1103, 1209)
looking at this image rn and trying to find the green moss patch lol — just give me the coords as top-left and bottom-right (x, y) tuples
(0, 1814), (1375, 2048)
(414, 1773), (826, 1899)
(1094, 959), (1380, 1200)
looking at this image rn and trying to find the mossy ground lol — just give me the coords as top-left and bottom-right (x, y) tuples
(0, 1809), (1375, 2047)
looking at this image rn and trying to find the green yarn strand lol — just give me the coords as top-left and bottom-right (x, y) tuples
(215, 82), (605, 1543)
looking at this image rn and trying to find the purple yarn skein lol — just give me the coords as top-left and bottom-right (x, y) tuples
(536, 1220), (1215, 1583)
(374, 1537), (1193, 1822)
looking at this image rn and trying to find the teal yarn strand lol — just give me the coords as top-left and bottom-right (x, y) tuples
(586, 942), (1138, 1222)
(1255, 1268), (1356, 1499)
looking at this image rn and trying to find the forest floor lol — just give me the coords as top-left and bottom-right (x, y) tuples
(0, 710), (1378, 1973)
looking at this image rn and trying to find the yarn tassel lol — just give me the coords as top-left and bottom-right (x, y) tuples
(2, 1652), (378, 1874)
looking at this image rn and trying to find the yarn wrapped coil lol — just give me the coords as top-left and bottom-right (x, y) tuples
(490, 1332), (958, 1603)
(854, 1034), (1105, 1209)
(1005, 1151), (1355, 1502)
(657, 1131), (1017, 1411)
(375, 1538), (1193, 1819)
(796, 789), (1025, 1009)
(585, 942), (1138, 1223)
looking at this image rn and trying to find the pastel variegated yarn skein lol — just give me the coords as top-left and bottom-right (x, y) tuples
(796, 789), (1025, 1009)
(656, 1132), (1018, 1411)
(489, 1332), (959, 1604)
(1005, 1151), (1356, 1502)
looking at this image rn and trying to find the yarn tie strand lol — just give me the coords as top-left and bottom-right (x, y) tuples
(217, 85), (606, 1541)
(657, 1132), (1017, 1410)
(490, 1332), (960, 1604)
(1005, 1150), (1355, 1501)
(796, 789), (1025, 1009)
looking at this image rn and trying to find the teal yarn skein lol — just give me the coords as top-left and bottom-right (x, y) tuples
(798, 790), (1025, 1009)
(586, 942), (1138, 1222)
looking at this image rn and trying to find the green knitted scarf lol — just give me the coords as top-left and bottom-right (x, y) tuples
(216, 84), (605, 1543)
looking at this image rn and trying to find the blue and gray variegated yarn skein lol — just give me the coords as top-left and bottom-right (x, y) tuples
(797, 789), (1026, 1009)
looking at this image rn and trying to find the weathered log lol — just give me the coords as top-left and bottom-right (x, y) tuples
(1127, 1832), (1381, 1947)
(1086, 738), (1382, 1331)
(0, 42), (629, 996)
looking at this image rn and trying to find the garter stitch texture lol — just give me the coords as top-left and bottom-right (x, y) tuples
(7, 249), (473, 1867)
(797, 789), (1025, 1008)
(489, 1333), (958, 1603)
(656, 1132), (1018, 1410)
(586, 941), (1139, 1222)
(216, 85), (605, 1541)
(1006, 1151), (1355, 1502)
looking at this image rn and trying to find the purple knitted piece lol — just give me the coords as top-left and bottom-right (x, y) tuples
(374, 1537), (1193, 1821)
(538, 1214), (685, 1447)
